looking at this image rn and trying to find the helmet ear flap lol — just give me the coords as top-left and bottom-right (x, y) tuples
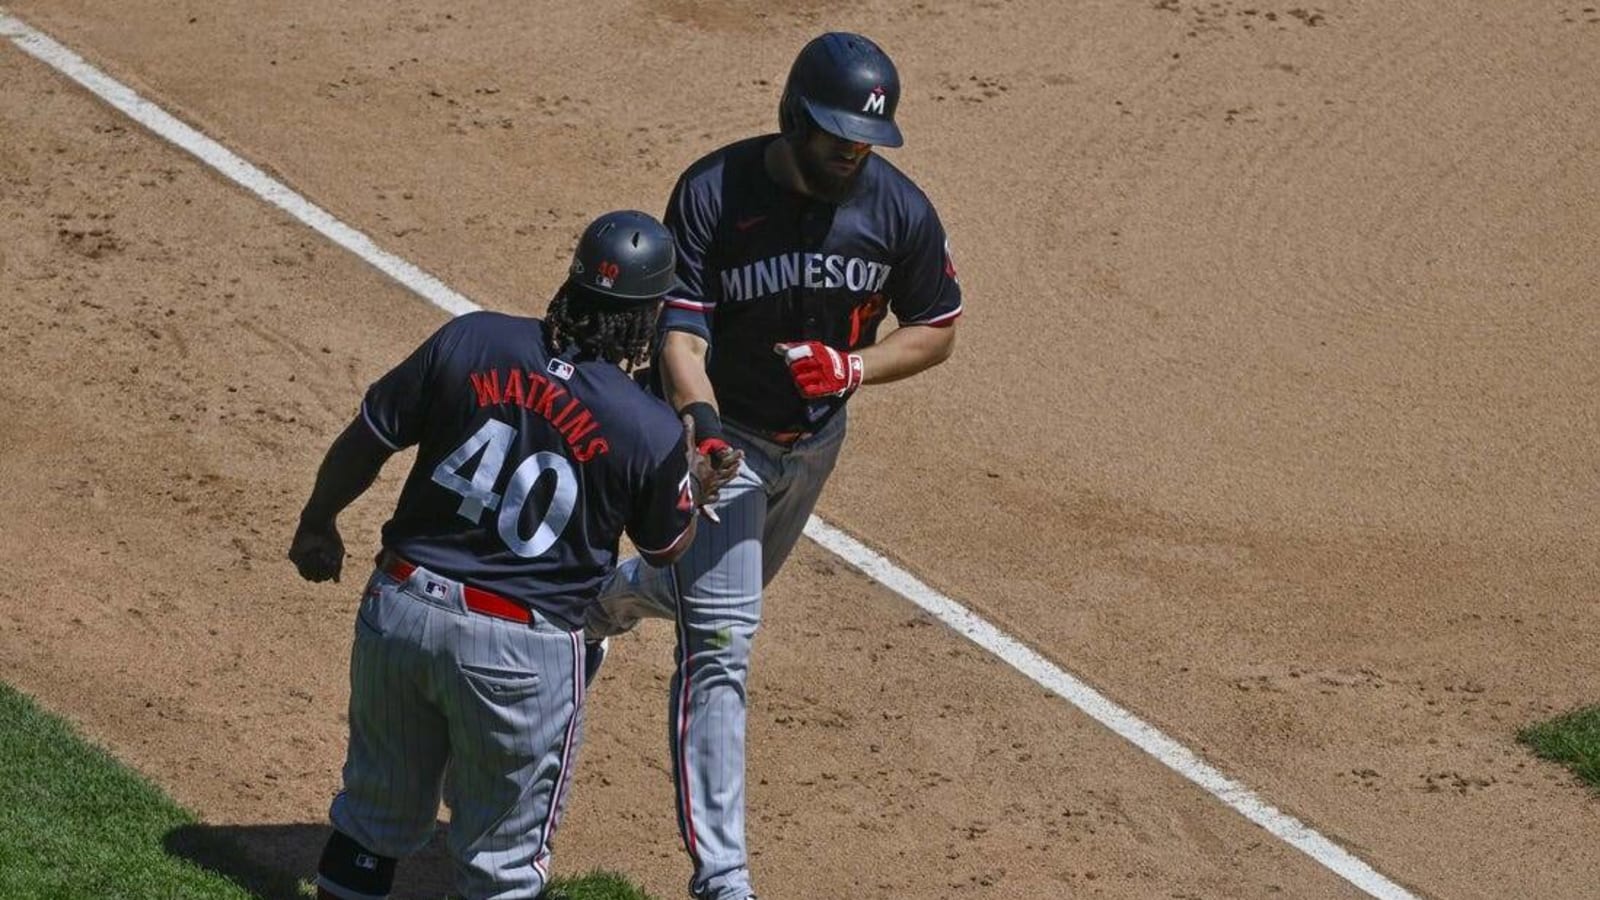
(779, 91), (803, 139)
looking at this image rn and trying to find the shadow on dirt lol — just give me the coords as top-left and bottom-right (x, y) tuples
(164, 821), (454, 899)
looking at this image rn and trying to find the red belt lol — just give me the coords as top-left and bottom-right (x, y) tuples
(765, 430), (810, 445)
(734, 426), (812, 446)
(379, 554), (533, 625)
(726, 417), (813, 447)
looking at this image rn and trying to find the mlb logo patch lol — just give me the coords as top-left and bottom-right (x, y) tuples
(424, 580), (448, 599)
(546, 358), (575, 381)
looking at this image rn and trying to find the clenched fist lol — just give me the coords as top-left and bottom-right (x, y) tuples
(682, 414), (743, 513)
(289, 520), (345, 583)
(774, 341), (864, 399)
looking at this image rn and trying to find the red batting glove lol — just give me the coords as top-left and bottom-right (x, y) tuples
(697, 436), (733, 460)
(774, 341), (864, 399)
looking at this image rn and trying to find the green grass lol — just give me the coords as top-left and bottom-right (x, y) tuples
(0, 681), (257, 899)
(542, 870), (656, 900)
(1518, 704), (1600, 793)
(0, 681), (656, 899)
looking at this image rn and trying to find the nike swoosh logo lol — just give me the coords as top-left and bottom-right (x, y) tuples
(734, 215), (767, 232)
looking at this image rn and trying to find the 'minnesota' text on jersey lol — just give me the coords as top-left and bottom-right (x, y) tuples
(360, 311), (692, 629)
(658, 135), (963, 433)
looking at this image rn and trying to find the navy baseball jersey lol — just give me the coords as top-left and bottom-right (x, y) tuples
(658, 135), (963, 434)
(360, 311), (693, 629)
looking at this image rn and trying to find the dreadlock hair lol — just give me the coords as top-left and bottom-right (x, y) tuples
(543, 282), (660, 371)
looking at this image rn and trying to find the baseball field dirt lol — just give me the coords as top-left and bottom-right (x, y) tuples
(1, 2), (1596, 897)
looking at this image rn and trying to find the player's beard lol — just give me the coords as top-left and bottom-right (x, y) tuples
(790, 132), (868, 203)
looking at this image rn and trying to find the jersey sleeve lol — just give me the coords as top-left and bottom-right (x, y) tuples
(359, 319), (457, 450)
(888, 203), (964, 328)
(658, 174), (719, 343)
(625, 425), (696, 556)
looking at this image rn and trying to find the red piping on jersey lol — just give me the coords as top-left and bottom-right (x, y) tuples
(904, 307), (962, 327)
(666, 298), (715, 312)
(637, 517), (696, 564)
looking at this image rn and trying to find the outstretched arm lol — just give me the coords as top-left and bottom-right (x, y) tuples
(776, 321), (958, 400)
(659, 330), (743, 506)
(658, 330), (718, 412)
(856, 321), (957, 385)
(288, 417), (396, 583)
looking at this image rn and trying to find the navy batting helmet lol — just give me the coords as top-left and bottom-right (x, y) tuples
(778, 32), (904, 148)
(565, 210), (682, 303)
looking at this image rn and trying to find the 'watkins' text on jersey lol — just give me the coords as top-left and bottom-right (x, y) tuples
(719, 253), (892, 303)
(467, 368), (610, 462)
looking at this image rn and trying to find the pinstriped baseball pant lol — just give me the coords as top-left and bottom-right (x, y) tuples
(327, 565), (586, 900)
(589, 412), (846, 900)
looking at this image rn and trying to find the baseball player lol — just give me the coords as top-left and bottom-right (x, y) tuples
(587, 33), (963, 900)
(287, 210), (738, 900)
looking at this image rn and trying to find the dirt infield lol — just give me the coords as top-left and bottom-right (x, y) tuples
(2, 1), (1597, 897)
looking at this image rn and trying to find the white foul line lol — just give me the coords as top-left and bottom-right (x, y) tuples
(1, 11), (1416, 899)
(0, 11), (476, 319)
(804, 517), (1415, 899)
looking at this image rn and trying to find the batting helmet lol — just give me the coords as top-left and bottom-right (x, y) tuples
(778, 32), (904, 148)
(565, 210), (682, 303)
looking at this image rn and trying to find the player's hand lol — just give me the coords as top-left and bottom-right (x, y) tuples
(774, 341), (864, 399)
(699, 435), (743, 501)
(288, 519), (345, 583)
(682, 414), (743, 515)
